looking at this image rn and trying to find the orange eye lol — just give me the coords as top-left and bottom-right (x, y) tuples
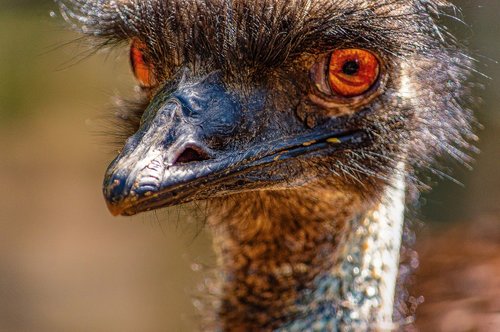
(130, 38), (155, 88)
(328, 49), (380, 97)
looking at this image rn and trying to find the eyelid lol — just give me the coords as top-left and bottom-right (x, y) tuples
(309, 53), (333, 95)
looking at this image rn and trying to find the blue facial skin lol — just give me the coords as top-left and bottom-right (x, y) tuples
(103, 70), (368, 216)
(103, 72), (244, 212)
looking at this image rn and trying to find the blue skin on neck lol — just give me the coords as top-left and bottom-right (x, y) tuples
(277, 274), (341, 331)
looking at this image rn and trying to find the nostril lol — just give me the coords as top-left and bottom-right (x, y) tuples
(174, 145), (211, 164)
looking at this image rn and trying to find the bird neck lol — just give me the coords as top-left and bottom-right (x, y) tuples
(208, 173), (406, 331)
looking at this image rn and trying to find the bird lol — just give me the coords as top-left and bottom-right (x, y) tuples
(56, 0), (476, 330)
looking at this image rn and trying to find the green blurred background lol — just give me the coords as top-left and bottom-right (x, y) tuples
(0, 1), (498, 331)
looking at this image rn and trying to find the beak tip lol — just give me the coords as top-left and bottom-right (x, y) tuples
(106, 201), (125, 216)
(103, 173), (133, 216)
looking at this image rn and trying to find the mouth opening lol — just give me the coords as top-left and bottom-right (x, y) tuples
(105, 130), (368, 216)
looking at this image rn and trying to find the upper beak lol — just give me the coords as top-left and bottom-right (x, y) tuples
(103, 73), (367, 216)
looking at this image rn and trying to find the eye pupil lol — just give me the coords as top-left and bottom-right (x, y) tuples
(342, 60), (359, 75)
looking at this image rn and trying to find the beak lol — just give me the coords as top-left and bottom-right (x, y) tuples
(103, 73), (367, 216)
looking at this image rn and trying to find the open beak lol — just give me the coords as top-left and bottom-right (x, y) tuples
(103, 73), (367, 216)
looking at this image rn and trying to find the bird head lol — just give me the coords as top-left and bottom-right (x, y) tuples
(57, 0), (475, 216)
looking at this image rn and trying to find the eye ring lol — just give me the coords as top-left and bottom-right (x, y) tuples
(328, 49), (380, 98)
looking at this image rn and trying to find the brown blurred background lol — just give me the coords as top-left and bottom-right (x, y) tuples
(0, 1), (498, 331)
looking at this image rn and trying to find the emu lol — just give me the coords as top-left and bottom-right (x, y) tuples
(57, 0), (475, 330)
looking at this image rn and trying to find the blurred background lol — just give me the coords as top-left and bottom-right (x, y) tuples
(0, 0), (498, 331)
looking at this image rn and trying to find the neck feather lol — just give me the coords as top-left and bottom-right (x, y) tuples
(207, 171), (406, 331)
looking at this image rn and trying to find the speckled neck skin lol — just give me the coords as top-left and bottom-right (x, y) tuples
(207, 174), (405, 331)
